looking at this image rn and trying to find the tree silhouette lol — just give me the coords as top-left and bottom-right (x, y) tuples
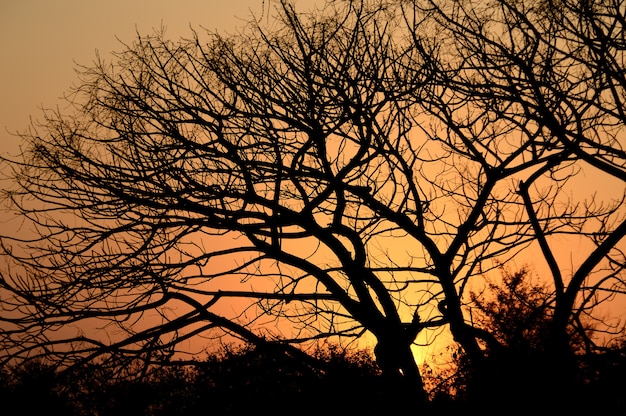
(465, 266), (585, 405)
(405, 0), (626, 395)
(1, 0), (625, 405)
(470, 266), (554, 352)
(427, 265), (621, 409)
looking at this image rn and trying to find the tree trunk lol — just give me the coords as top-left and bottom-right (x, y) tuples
(544, 320), (580, 400)
(374, 337), (427, 405)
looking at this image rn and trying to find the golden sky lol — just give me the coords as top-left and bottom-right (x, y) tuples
(0, 0), (322, 157)
(1, 0), (624, 365)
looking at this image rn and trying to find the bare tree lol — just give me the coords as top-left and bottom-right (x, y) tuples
(403, 0), (626, 398)
(0, 0), (434, 400)
(1, 0), (625, 404)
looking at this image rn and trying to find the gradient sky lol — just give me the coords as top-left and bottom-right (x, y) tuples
(1, 1), (625, 369)
(0, 0), (322, 158)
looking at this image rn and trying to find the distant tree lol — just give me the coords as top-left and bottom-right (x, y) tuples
(426, 265), (621, 409)
(0, 360), (74, 415)
(1, 0), (625, 405)
(469, 266), (554, 352)
(0, 343), (393, 415)
(466, 266), (581, 405)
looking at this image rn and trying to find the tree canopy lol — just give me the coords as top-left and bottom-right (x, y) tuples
(1, 0), (625, 404)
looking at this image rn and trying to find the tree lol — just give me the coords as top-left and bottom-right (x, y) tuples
(428, 265), (619, 409)
(1, 0), (625, 405)
(1, 0), (433, 401)
(465, 266), (584, 405)
(403, 0), (626, 395)
(470, 266), (554, 352)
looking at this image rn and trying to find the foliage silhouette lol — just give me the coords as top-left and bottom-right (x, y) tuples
(428, 266), (626, 411)
(2, 341), (626, 415)
(0, 344), (419, 415)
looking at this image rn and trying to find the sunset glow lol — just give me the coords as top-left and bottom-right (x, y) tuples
(1, 1), (626, 412)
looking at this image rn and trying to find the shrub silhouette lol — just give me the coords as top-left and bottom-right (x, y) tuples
(2, 337), (625, 414)
(424, 266), (626, 412)
(0, 344), (402, 416)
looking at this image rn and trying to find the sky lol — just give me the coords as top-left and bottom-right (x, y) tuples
(1, 0), (624, 365)
(0, 0), (322, 158)
(0, 0), (442, 365)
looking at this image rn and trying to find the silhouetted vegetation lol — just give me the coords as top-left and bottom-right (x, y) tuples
(2, 338), (625, 415)
(425, 266), (626, 412)
(0, 344), (414, 415)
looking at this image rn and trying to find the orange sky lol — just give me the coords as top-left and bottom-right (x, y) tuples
(1, 0), (624, 368)
(0, 0), (445, 366)
(0, 1), (324, 158)
(2, 0), (622, 227)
